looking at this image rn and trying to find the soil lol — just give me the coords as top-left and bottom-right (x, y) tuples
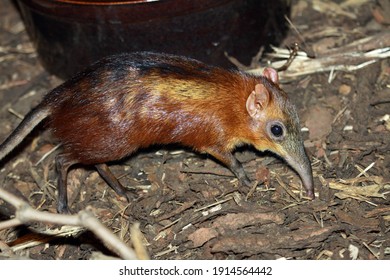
(0, 0), (389, 260)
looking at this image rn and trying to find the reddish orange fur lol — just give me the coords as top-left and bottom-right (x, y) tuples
(45, 54), (282, 167)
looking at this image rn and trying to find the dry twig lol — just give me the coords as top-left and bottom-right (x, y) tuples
(248, 32), (390, 81)
(0, 188), (139, 259)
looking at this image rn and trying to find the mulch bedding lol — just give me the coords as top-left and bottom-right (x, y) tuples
(0, 0), (389, 260)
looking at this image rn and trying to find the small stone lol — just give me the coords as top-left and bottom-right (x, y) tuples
(339, 84), (351, 95)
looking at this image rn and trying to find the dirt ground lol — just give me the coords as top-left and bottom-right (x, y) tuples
(0, 0), (389, 260)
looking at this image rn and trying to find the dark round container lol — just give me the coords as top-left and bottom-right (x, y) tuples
(16, 0), (290, 79)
